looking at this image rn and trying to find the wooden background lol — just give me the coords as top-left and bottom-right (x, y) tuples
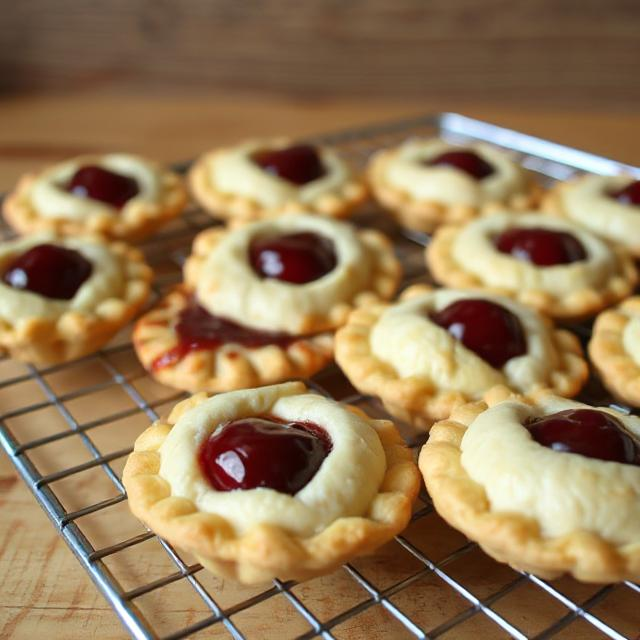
(2, 0), (639, 108)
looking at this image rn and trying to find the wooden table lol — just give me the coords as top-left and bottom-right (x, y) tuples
(1, 93), (639, 639)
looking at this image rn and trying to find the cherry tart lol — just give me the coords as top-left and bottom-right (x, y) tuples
(367, 139), (541, 232)
(543, 174), (640, 257)
(0, 233), (151, 364)
(420, 388), (640, 583)
(3, 154), (188, 242)
(123, 382), (420, 584)
(589, 296), (640, 407)
(134, 214), (401, 392)
(426, 212), (637, 319)
(188, 137), (367, 222)
(335, 285), (587, 430)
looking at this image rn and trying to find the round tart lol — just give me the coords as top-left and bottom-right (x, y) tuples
(420, 388), (640, 583)
(0, 233), (152, 364)
(188, 137), (367, 222)
(123, 381), (420, 584)
(589, 296), (640, 407)
(134, 214), (401, 392)
(543, 174), (640, 256)
(3, 153), (188, 241)
(367, 138), (541, 232)
(335, 285), (587, 430)
(426, 212), (637, 319)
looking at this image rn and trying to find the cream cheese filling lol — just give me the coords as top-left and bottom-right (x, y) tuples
(29, 154), (161, 220)
(460, 395), (640, 545)
(370, 290), (558, 397)
(384, 139), (526, 206)
(158, 383), (386, 537)
(209, 139), (349, 208)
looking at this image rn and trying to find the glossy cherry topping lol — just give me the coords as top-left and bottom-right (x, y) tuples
(198, 416), (332, 494)
(151, 302), (295, 371)
(251, 144), (326, 185)
(526, 408), (640, 465)
(430, 298), (527, 368)
(249, 231), (336, 284)
(3, 243), (92, 300)
(495, 227), (587, 266)
(609, 180), (640, 206)
(427, 149), (494, 180)
(67, 165), (139, 208)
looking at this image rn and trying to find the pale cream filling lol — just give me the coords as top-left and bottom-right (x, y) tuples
(29, 154), (161, 220)
(461, 395), (640, 545)
(370, 290), (558, 398)
(452, 213), (616, 297)
(209, 139), (349, 208)
(383, 139), (526, 206)
(194, 214), (373, 333)
(158, 383), (386, 537)
(561, 174), (640, 248)
(0, 233), (124, 324)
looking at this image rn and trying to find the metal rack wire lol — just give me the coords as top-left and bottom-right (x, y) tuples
(1, 113), (639, 639)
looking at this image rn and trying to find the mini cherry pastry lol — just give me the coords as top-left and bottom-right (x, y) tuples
(526, 408), (639, 465)
(67, 165), (139, 208)
(151, 301), (294, 371)
(251, 145), (326, 185)
(199, 416), (331, 494)
(430, 298), (527, 368)
(249, 231), (337, 284)
(3, 243), (93, 300)
(428, 149), (494, 180)
(495, 227), (587, 266)
(610, 180), (640, 206)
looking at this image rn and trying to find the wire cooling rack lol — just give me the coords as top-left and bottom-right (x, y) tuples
(1, 113), (640, 640)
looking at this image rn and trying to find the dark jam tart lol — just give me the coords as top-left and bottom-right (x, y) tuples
(609, 180), (640, 207)
(67, 165), (139, 208)
(199, 416), (331, 494)
(495, 227), (587, 266)
(427, 149), (494, 180)
(251, 145), (326, 185)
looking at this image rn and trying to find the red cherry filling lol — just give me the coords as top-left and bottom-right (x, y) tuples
(430, 298), (527, 368)
(495, 227), (587, 266)
(609, 180), (640, 206)
(3, 243), (92, 300)
(151, 302), (295, 371)
(427, 149), (494, 180)
(251, 144), (326, 185)
(526, 409), (640, 465)
(67, 165), (139, 208)
(199, 416), (331, 494)
(249, 231), (336, 284)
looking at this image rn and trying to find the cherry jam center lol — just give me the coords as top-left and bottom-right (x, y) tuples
(67, 165), (139, 208)
(526, 408), (640, 465)
(151, 301), (294, 371)
(495, 227), (587, 266)
(249, 231), (336, 284)
(251, 144), (326, 185)
(430, 298), (527, 368)
(3, 243), (93, 300)
(427, 149), (494, 180)
(609, 180), (640, 206)
(198, 416), (331, 494)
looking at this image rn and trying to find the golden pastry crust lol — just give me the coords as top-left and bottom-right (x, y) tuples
(426, 214), (637, 319)
(188, 141), (368, 223)
(183, 218), (402, 335)
(367, 144), (542, 233)
(589, 296), (640, 407)
(420, 387), (640, 583)
(3, 156), (188, 242)
(334, 285), (587, 431)
(133, 286), (334, 393)
(0, 236), (152, 365)
(123, 382), (420, 584)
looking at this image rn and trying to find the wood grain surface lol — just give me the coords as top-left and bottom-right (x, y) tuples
(1, 93), (640, 639)
(2, 1), (640, 108)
